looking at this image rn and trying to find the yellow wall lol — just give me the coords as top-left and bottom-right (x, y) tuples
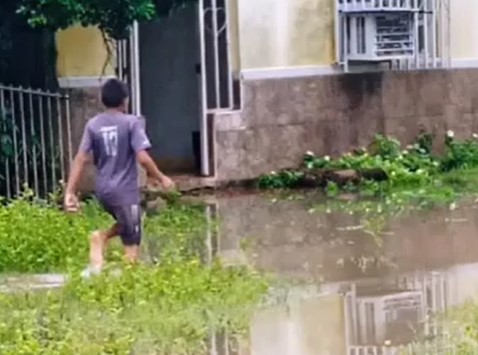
(450, 0), (478, 59)
(228, 0), (241, 73)
(237, 0), (335, 70)
(235, 0), (478, 71)
(55, 1), (478, 77)
(56, 26), (114, 78)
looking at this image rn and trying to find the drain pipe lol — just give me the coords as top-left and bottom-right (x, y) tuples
(198, 0), (210, 177)
(131, 21), (141, 116)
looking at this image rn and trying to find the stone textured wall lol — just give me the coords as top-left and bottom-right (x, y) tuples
(214, 69), (478, 181)
(68, 87), (102, 192)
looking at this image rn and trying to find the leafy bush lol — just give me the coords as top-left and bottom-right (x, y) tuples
(441, 136), (478, 172)
(0, 261), (268, 354)
(0, 193), (110, 273)
(0, 195), (269, 354)
(0, 191), (211, 274)
(257, 170), (303, 189)
(258, 132), (478, 194)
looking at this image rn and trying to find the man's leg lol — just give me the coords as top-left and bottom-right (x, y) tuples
(117, 204), (142, 264)
(89, 223), (119, 270)
(123, 245), (140, 263)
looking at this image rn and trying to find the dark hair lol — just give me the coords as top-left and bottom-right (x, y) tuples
(101, 78), (129, 108)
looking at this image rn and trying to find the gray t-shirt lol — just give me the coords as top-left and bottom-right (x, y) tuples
(79, 112), (151, 205)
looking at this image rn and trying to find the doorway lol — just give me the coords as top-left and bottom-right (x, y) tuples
(139, 4), (201, 174)
(117, 0), (236, 177)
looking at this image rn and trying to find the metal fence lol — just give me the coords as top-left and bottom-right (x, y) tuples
(0, 84), (72, 199)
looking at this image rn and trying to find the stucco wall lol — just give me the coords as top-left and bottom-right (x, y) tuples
(56, 26), (114, 78)
(234, 0), (478, 71)
(236, 0), (335, 70)
(54, 0), (478, 76)
(214, 68), (478, 181)
(450, 0), (478, 59)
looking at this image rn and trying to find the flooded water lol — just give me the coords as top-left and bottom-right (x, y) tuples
(4, 192), (478, 354)
(207, 193), (478, 355)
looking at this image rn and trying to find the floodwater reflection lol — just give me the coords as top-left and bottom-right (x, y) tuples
(207, 193), (478, 355)
(3, 192), (478, 354)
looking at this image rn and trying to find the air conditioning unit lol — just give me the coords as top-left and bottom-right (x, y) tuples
(335, 0), (445, 70)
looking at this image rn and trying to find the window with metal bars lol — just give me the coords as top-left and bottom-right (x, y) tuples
(336, 0), (451, 72)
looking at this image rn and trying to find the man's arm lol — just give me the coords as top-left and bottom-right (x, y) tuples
(137, 150), (174, 190)
(64, 123), (93, 211)
(130, 118), (175, 190)
(65, 152), (91, 195)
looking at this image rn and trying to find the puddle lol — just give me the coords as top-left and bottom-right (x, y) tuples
(4, 193), (478, 354)
(209, 194), (478, 354)
(0, 273), (65, 293)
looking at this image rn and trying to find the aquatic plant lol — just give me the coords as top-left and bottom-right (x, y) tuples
(258, 132), (478, 196)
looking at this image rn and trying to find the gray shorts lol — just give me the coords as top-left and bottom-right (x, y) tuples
(100, 201), (142, 246)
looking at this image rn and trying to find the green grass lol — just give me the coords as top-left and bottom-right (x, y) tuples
(0, 261), (268, 354)
(0, 195), (269, 354)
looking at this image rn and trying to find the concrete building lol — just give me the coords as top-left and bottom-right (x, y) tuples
(56, 0), (478, 183)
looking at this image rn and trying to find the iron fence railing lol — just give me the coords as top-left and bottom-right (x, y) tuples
(0, 84), (72, 198)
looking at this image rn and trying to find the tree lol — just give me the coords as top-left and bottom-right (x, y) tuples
(17, 0), (197, 40)
(0, 0), (197, 88)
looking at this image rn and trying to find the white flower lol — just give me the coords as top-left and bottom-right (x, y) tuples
(447, 130), (454, 138)
(305, 150), (314, 156)
(270, 171), (277, 175)
(473, 133), (478, 139)
(324, 155), (331, 162)
(403, 150), (409, 155)
(449, 203), (457, 211)
(384, 340), (392, 346)
(406, 144), (414, 150)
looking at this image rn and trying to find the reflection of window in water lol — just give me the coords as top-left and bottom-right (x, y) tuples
(209, 331), (244, 355)
(346, 271), (451, 354)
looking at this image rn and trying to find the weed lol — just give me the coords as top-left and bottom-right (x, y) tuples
(258, 133), (478, 207)
(0, 261), (268, 354)
(0, 195), (270, 354)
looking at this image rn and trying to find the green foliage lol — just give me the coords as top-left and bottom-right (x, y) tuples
(259, 132), (478, 194)
(0, 193), (269, 354)
(16, 0), (197, 40)
(0, 190), (212, 274)
(0, 192), (107, 273)
(441, 302), (478, 354)
(257, 170), (303, 189)
(0, 262), (268, 354)
(0, 107), (63, 197)
(441, 135), (478, 172)
(143, 203), (209, 263)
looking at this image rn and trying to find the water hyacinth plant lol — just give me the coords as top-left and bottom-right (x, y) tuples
(258, 132), (478, 196)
